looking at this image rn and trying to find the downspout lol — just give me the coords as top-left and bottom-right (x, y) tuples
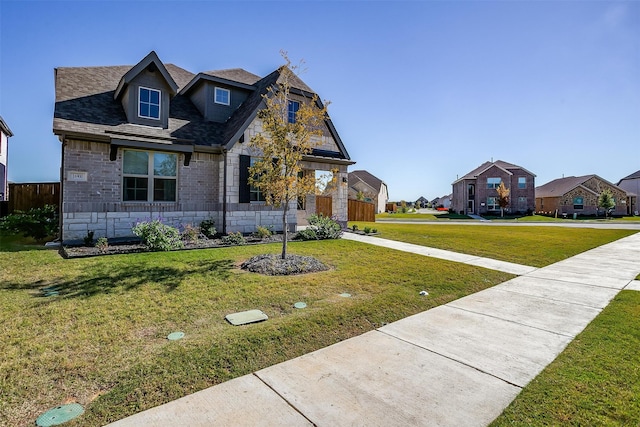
(222, 149), (227, 234)
(58, 135), (65, 244)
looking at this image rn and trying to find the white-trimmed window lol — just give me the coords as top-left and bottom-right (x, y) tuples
(487, 177), (501, 189)
(518, 177), (526, 189)
(138, 87), (161, 119)
(214, 87), (230, 105)
(123, 150), (177, 202)
(487, 197), (499, 210)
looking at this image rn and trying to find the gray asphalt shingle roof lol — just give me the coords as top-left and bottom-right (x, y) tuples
(53, 53), (349, 160)
(535, 175), (596, 198)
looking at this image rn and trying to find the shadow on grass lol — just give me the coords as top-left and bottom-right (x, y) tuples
(0, 259), (235, 299)
(0, 233), (54, 252)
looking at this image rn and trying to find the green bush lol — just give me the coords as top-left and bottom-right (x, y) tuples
(221, 231), (246, 245)
(351, 224), (359, 232)
(0, 204), (59, 241)
(254, 225), (273, 239)
(296, 214), (342, 241)
(200, 219), (217, 239)
(363, 226), (372, 234)
(84, 230), (95, 246)
(95, 237), (109, 253)
(132, 219), (183, 251)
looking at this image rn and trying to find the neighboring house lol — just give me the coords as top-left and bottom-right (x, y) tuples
(431, 194), (451, 210)
(536, 175), (630, 216)
(0, 116), (13, 201)
(452, 160), (536, 215)
(53, 51), (354, 242)
(415, 196), (429, 208)
(347, 170), (388, 213)
(617, 170), (639, 215)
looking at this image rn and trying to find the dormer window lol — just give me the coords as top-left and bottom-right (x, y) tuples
(138, 87), (161, 119)
(288, 100), (299, 123)
(214, 87), (230, 105)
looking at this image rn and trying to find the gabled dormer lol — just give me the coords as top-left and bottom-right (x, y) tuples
(180, 69), (260, 123)
(114, 51), (178, 129)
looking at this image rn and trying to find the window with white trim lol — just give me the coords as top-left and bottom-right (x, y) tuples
(215, 87), (230, 105)
(487, 197), (499, 210)
(487, 177), (501, 189)
(518, 177), (526, 189)
(123, 150), (177, 202)
(138, 87), (161, 119)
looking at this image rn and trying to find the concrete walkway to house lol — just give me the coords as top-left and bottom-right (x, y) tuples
(107, 232), (640, 427)
(341, 232), (537, 275)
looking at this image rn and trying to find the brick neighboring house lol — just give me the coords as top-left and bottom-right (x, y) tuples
(53, 51), (354, 242)
(536, 175), (630, 217)
(451, 160), (536, 215)
(0, 116), (13, 201)
(616, 170), (639, 215)
(347, 170), (388, 213)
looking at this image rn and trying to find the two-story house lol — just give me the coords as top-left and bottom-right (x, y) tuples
(53, 51), (354, 242)
(347, 170), (389, 214)
(0, 116), (13, 201)
(451, 160), (536, 215)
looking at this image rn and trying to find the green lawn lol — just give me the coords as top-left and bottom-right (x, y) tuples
(0, 235), (514, 426)
(491, 291), (640, 426)
(349, 222), (637, 267)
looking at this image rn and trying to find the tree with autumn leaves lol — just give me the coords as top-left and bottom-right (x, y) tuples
(248, 52), (329, 259)
(496, 181), (510, 217)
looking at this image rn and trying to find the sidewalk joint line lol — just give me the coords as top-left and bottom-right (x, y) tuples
(252, 373), (318, 426)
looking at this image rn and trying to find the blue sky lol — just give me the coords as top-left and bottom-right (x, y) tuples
(1, 0), (638, 201)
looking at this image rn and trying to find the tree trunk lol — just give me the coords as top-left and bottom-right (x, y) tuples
(281, 205), (288, 259)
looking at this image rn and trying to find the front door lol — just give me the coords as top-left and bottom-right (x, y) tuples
(467, 200), (474, 214)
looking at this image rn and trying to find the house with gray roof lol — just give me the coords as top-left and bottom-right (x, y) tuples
(347, 170), (388, 213)
(53, 51), (354, 242)
(0, 116), (13, 201)
(536, 175), (632, 217)
(617, 170), (640, 215)
(451, 160), (536, 215)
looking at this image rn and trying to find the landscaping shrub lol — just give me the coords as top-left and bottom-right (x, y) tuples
(83, 230), (95, 246)
(221, 231), (246, 245)
(296, 214), (342, 241)
(0, 204), (59, 241)
(132, 219), (183, 251)
(95, 237), (109, 253)
(254, 225), (273, 239)
(181, 224), (200, 242)
(363, 226), (372, 234)
(200, 219), (217, 238)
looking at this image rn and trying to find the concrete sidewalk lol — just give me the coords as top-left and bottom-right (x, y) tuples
(107, 232), (640, 427)
(342, 232), (537, 275)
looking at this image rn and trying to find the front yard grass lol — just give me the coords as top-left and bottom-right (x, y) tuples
(491, 291), (640, 426)
(0, 236), (514, 426)
(349, 222), (637, 267)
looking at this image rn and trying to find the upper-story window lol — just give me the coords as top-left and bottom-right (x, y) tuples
(487, 177), (501, 189)
(215, 87), (230, 105)
(288, 100), (299, 124)
(138, 87), (161, 120)
(518, 177), (527, 189)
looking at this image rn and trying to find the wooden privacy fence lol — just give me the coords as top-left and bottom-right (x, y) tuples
(349, 199), (375, 222)
(8, 182), (60, 213)
(315, 195), (332, 218)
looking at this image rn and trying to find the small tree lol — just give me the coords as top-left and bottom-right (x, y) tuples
(496, 181), (510, 217)
(598, 188), (615, 219)
(249, 51), (329, 259)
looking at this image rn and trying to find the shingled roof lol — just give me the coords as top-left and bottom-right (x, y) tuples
(53, 52), (351, 161)
(349, 170), (385, 192)
(454, 160), (535, 184)
(618, 169), (640, 184)
(535, 175), (598, 198)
